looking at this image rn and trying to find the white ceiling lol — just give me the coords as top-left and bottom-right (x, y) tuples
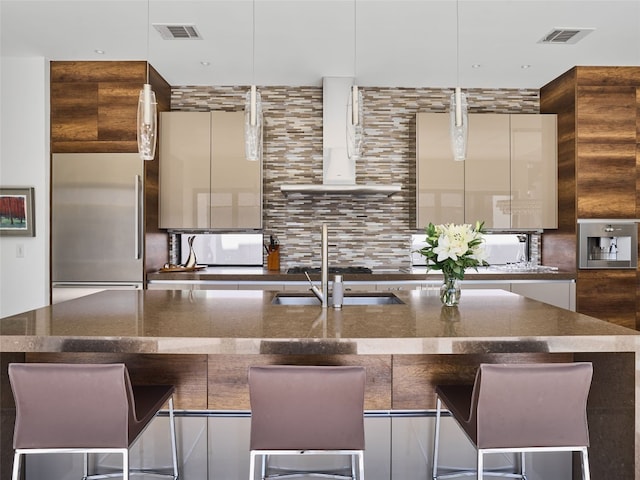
(1, 0), (639, 89)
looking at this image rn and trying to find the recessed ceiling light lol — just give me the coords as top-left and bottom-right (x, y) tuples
(201, 61), (211, 67)
(471, 64), (481, 69)
(94, 49), (105, 55)
(521, 64), (532, 69)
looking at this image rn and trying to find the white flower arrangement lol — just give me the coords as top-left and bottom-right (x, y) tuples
(417, 222), (489, 281)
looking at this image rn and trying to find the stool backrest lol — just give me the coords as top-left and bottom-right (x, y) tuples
(249, 365), (365, 451)
(471, 362), (593, 449)
(9, 363), (135, 449)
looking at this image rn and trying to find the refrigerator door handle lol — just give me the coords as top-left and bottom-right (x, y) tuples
(135, 174), (142, 260)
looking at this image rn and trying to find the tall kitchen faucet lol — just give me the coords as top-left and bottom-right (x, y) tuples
(306, 223), (329, 307)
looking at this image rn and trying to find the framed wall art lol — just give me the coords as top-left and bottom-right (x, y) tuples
(0, 187), (35, 237)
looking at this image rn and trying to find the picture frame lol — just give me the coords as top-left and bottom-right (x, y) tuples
(0, 187), (35, 237)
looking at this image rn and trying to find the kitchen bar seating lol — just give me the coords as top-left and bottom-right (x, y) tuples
(8, 363), (178, 480)
(248, 365), (366, 480)
(432, 362), (593, 480)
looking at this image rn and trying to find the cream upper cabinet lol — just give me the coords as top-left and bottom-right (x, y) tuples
(464, 114), (511, 229)
(416, 113), (557, 230)
(416, 113), (464, 226)
(159, 111), (262, 230)
(510, 114), (557, 229)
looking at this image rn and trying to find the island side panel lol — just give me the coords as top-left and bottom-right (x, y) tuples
(207, 354), (393, 410)
(25, 353), (208, 410)
(574, 352), (636, 480)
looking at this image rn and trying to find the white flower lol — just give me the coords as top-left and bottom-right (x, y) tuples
(417, 221), (489, 280)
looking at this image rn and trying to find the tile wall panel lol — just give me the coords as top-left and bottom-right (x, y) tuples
(171, 86), (539, 270)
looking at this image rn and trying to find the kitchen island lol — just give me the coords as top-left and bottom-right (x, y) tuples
(1, 288), (638, 480)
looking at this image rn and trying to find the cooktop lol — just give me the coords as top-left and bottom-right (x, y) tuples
(286, 266), (373, 274)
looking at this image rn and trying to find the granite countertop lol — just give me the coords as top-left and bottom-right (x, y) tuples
(147, 266), (577, 282)
(1, 289), (635, 355)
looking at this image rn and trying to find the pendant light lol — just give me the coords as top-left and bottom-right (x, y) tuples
(244, 0), (263, 162)
(347, 0), (363, 160)
(449, 0), (468, 161)
(137, 0), (158, 161)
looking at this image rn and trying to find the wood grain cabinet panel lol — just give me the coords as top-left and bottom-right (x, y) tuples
(50, 61), (169, 154)
(207, 354), (392, 410)
(50, 83), (98, 142)
(576, 270), (637, 330)
(577, 143), (637, 218)
(577, 86), (637, 143)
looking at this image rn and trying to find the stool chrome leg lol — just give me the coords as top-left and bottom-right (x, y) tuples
(432, 397), (442, 480)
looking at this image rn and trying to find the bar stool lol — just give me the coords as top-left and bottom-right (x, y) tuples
(9, 362), (179, 480)
(248, 365), (366, 480)
(432, 362), (593, 480)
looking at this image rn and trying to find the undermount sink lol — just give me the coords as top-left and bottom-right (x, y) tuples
(271, 292), (405, 306)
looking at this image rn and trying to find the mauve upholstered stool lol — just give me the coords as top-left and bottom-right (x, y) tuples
(9, 363), (179, 480)
(248, 365), (366, 480)
(432, 362), (593, 480)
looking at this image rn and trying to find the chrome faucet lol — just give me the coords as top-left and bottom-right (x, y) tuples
(305, 223), (329, 307)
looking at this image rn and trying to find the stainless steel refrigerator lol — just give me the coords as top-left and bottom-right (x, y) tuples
(52, 153), (144, 303)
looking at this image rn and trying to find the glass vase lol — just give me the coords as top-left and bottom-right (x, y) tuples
(440, 273), (461, 306)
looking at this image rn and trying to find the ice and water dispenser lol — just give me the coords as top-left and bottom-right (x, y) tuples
(578, 221), (638, 269)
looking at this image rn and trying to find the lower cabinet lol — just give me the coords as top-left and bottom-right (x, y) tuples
(511, 281), (576, 311)
(147, 279), (575, 311)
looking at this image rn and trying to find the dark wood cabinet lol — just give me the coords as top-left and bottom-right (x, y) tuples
(50, 61), (170, 153)
(540, 66), (640, 330)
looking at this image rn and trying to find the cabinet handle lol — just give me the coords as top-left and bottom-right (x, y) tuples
(134, 175), (142, 260)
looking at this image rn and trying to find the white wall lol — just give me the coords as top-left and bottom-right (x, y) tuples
(0, 57), (50, 317)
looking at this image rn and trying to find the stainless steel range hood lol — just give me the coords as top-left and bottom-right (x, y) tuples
(280, 77), (402, 197)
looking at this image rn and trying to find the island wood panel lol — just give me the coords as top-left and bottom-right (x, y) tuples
(576, 270), (637, 329)
(392, 353), (574, 410)
(207, 354), (392, 410)
(574, 351), (636, 480)
(24, 353), (208, 410)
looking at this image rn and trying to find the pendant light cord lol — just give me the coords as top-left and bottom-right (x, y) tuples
(455, 0), (460, 87)
(252, 0), (256, 85)
(353, 0), (357, 79)
(146, 0), (150, 83)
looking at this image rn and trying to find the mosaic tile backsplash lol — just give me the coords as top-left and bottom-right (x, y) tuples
(170, 86), (540, 270)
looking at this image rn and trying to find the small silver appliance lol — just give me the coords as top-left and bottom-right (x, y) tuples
(578, 220), (637, 269)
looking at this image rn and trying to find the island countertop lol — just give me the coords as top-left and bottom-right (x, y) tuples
(2, 289), (639, 480)
(0, 289), (635, 355)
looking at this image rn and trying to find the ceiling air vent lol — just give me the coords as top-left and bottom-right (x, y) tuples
(538, 28), (594, 44)
(153, 24), (202, 40)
